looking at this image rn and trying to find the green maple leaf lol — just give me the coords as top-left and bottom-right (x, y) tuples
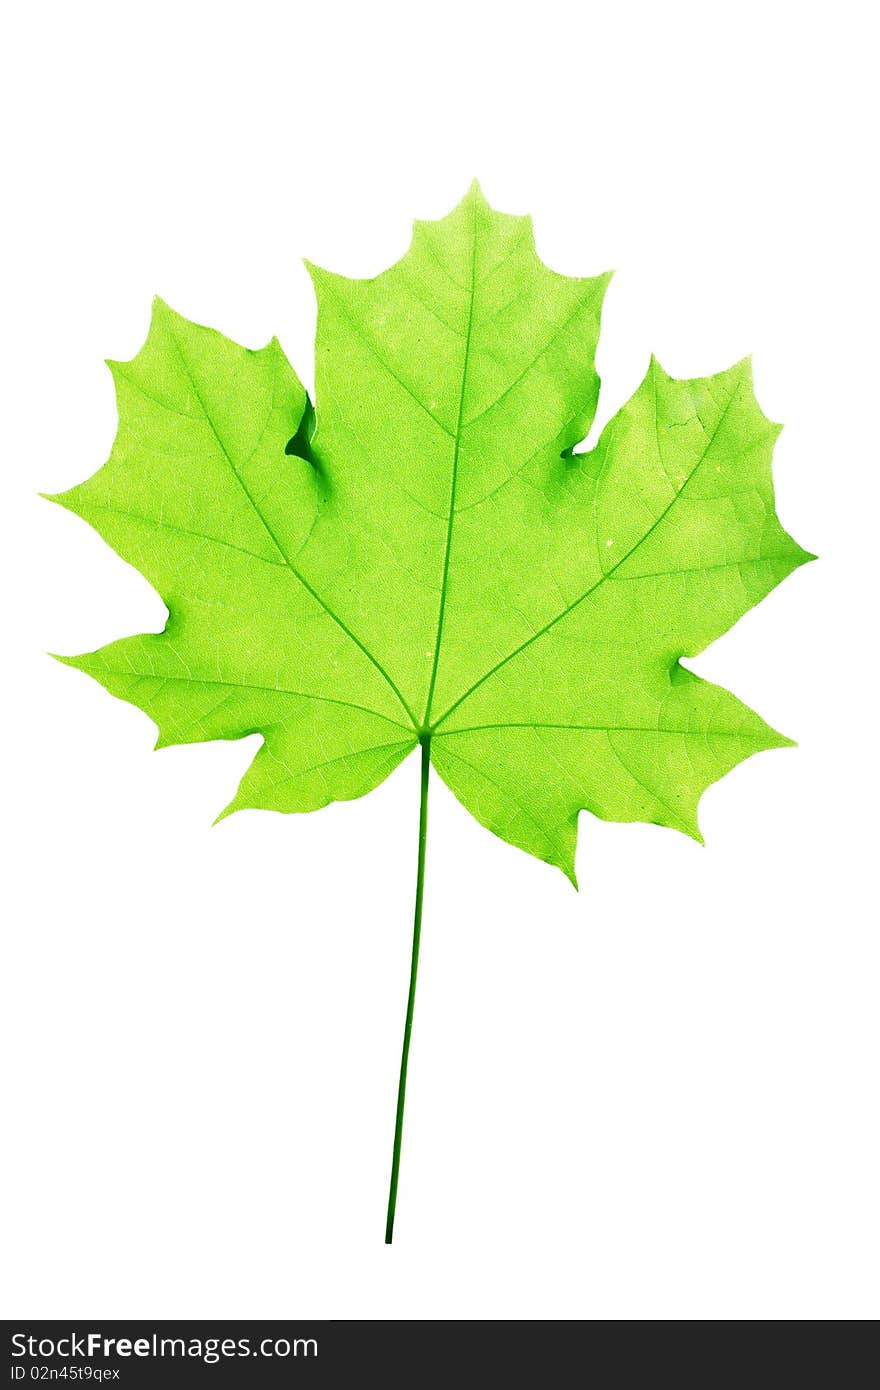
(50, 183), (812, 1240)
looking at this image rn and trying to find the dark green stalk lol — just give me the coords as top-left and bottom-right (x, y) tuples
(385, 736), (430, 1243)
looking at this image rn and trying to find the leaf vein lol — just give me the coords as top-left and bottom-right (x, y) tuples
(432, 376), (745, 730)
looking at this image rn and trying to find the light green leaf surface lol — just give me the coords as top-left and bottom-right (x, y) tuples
(52, 184), (812, 881)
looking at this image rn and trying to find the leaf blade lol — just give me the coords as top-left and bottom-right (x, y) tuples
(52, 190), (810, 870)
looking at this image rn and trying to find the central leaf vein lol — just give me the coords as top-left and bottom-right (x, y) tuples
(421, 198), (479, 728)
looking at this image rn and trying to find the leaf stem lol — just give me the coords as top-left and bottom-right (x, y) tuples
(385, 735), (431, 1243)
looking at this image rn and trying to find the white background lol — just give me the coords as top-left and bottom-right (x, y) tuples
(2, 1), (877, 1320)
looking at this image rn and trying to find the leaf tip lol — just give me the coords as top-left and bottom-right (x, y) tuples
(648, 352), (671, 382)
(304, 257), (341, 295)
(150, 293), (193, 338)
(675, 808), (705, 845)
(42, 484), (87, 517)
(147, 294), (183, 342)
(768, 727), (798, 750)
(212, 795), (244, 826)
(49, 650), (90, 675)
